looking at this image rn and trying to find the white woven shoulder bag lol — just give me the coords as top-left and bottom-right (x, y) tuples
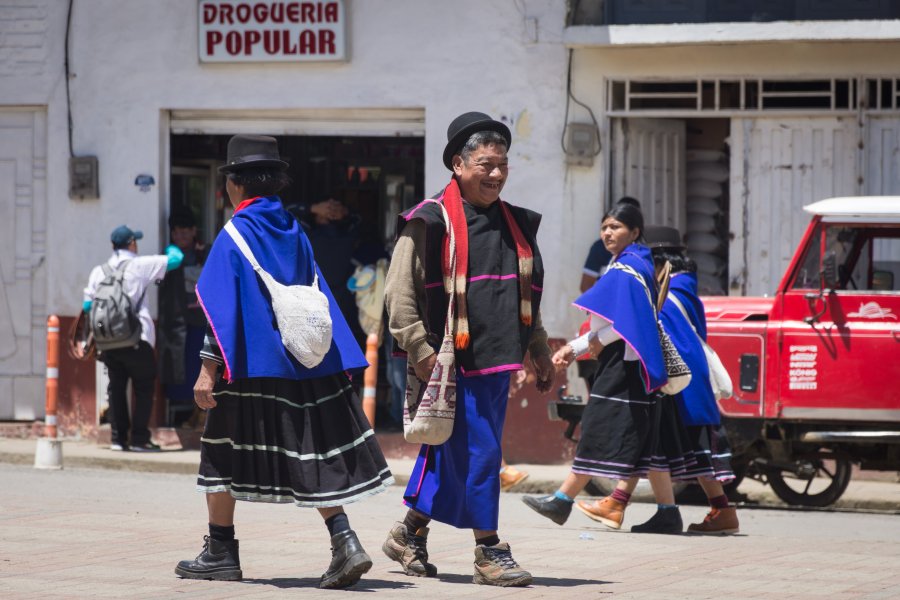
(668, 293), (733, 400)
(224, 220), (332, 369)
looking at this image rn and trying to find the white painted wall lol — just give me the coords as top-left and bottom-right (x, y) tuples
(2, 1), (583, 338)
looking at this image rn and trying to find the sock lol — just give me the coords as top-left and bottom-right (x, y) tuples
(553, 490), (574, 503)
(475, 534), (501, 547)
(657, 503), (678, 511)
(709, 494), (730, 509)
(403, 510), (431, 535)
(209, 523), (235, 542)
(611, 489), (631, 504)
(325, 512), (350, 537)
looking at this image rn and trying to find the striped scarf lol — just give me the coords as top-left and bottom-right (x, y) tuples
(441, 178), (534, 350)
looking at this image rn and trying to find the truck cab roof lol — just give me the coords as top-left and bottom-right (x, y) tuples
(804, 197), (900, 223)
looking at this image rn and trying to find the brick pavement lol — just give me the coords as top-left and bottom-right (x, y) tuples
(2, 464), (900, 599)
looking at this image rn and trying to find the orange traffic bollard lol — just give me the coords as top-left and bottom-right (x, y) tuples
(35, 315), (63, 469)
(45, 315), (60, 439)
(362, 333), (379, 427)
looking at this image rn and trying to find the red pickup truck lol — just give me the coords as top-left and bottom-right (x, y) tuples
(706, 197), (900, 506)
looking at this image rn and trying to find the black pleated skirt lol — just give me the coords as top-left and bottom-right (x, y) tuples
(683, 424), (736, 482)
(573, 341), (706, 481)
(197, 372), (394, 507)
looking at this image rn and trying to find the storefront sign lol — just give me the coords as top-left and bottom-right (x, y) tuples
(198, 1), (346, 62)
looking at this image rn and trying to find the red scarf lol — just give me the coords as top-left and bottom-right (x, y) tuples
(441, 179), (534, 350)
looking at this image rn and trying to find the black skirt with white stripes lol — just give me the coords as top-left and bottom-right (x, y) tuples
(197, 372), (394, 507)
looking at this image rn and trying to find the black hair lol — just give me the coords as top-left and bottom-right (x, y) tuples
(228, 167), (292, 197)
(602, 202), (645, 242)
(459, 131), (509, 163)
(616, 196), (640, 209)
(112, 241), (131, 250)
(651, 247), (697, 274)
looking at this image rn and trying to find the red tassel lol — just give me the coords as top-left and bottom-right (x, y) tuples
(455, 332), (470, 350)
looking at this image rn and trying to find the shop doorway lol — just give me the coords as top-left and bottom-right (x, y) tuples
(168, 132), (425, 429)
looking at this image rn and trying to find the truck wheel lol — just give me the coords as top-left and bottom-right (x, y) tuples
(585, 477), (688, 502)
(765, 456), (852, 507)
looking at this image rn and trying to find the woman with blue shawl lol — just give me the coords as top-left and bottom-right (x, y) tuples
(174, 135), (393, 590)
(646, 229), (739, 535)
(522, 203), (686, 534)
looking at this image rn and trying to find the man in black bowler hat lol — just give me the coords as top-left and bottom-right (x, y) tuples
(381, 112), (555, 587)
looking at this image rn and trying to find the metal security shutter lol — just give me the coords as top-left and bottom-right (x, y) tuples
(611, 117), (686, 230)
(169, 108), (425, 137)
(729, 117), (858, 296)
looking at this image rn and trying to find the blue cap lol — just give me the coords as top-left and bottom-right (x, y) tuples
(110, 225), (143, 247)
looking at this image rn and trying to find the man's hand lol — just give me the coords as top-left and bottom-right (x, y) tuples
(193, 359), (219, 410)
(533, 353), (555, 394)
(414, 353), (437, 382)
(310, 198), (347, 223)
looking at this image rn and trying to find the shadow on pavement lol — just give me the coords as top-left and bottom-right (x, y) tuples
(436, 572), (608, 587)
(241, 577), (414, 591)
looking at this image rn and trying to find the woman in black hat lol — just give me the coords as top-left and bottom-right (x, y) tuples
(174, 135), (393, 589)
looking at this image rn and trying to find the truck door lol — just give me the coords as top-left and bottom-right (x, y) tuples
(779, 222), (900, 422)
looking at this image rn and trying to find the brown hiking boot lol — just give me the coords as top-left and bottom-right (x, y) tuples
(381, 522), (437, 577)
(499, 465), (529, 491)
(473, 542), (532, 587)
(576, 496), (627, 530)
(687, 507), (740, 535)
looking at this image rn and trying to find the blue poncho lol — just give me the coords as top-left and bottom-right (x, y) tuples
(573, 244), (666, 394)
(196, 196), (367, 382)
(664, 273), (719, 426)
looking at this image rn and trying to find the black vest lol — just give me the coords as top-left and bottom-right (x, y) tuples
(397, 197), (544, 373)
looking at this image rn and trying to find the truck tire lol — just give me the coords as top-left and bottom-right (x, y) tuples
(766, 455), (852, 507)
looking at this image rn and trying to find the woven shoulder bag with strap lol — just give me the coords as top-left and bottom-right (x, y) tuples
(403, 201), (458, 446)
(608, 260), (692, 396)
(668, 293), (733, 400)
(224, 221), (332, 369)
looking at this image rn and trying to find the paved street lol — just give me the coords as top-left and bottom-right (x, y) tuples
(2, 463), (900, 599)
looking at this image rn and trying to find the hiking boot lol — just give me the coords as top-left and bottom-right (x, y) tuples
(473, 542), (532, 587)
(382, 522), (437, 577)
(500, 465), (529, 491)
(576, 496), (627, 530)
(631, 507), (683, 535)
(174, 536), (242, 581)
(522, 494), (572, 525)
(687, 507), (740, 535)
(319, 530), (373, 589)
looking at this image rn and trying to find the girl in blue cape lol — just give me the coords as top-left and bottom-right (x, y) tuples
(522, 203), (687, 534)
(174, 135), (393, 590)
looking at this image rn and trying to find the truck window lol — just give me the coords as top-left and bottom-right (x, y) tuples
(791, 226), (822, 289)
(825, 226), (900, 292)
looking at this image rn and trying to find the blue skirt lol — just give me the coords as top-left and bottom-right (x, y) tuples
(403, 371), (510, 530)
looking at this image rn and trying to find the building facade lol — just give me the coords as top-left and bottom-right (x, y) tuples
(2, 0), (899, 462)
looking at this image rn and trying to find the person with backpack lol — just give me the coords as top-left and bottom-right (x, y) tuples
(83, 225), (183, 451)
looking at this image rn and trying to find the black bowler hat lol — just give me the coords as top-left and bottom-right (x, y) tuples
(644, 225), (685, 249)
(442, 112), (512, 170)
(218, 134), (288, 174)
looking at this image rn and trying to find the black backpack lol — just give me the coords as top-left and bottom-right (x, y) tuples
(89, 260), (146, 351)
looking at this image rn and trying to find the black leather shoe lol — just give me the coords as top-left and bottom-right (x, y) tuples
(174, 536), (242, 580)
(320, 530), (373, 589)
(522, 494), (572, 525)
(631, 507), (683, 534)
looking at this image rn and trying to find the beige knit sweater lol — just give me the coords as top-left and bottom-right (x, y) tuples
(384, 219), (550, 366)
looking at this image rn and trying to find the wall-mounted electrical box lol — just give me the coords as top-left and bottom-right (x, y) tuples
(564, 123), (600, 167)
(69, 156), (99, 199)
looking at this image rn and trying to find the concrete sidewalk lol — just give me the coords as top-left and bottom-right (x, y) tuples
(3, 437), (899, 512)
